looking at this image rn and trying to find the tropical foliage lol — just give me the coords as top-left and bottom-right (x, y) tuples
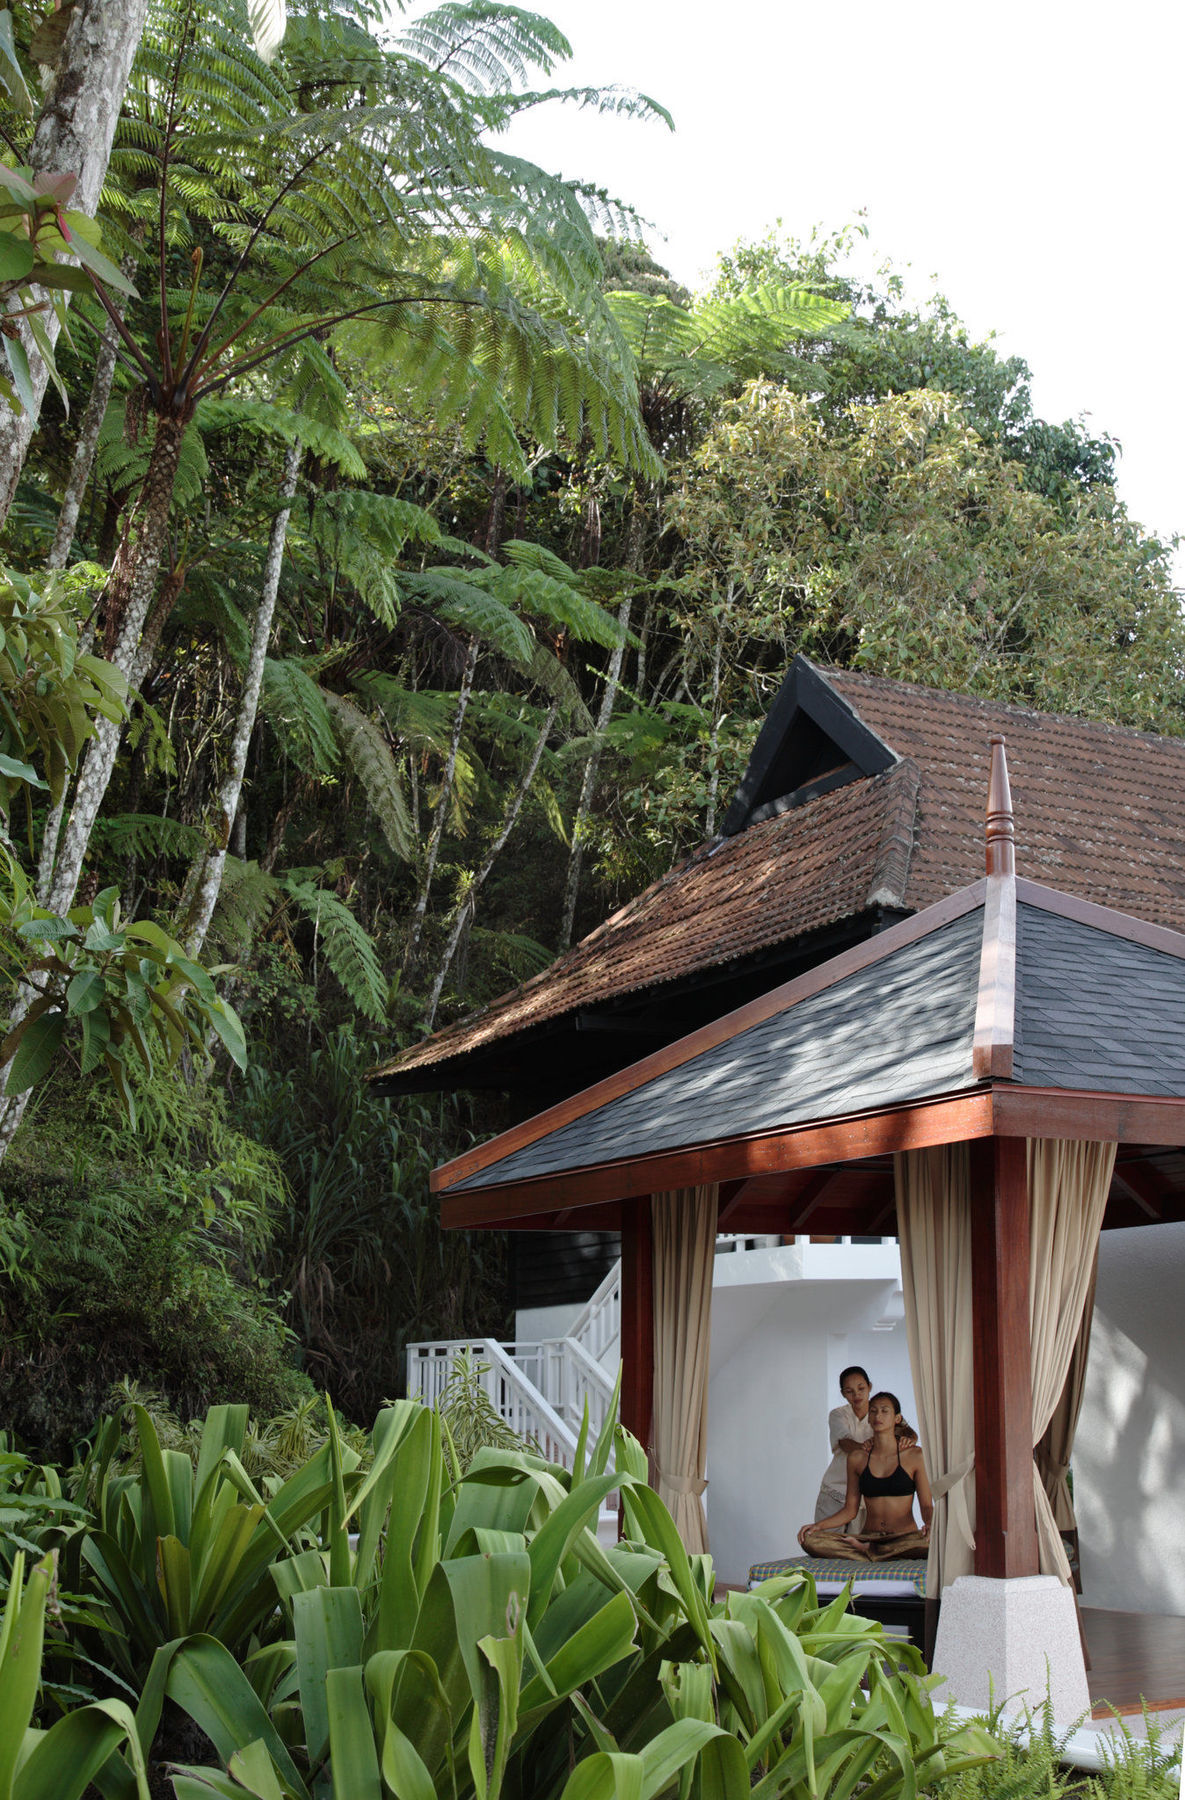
(0, 4), (1180, 1433)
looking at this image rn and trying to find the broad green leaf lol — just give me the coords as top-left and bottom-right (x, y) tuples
(324, 1666), (381, 1800)
(293, 1587), (364, 1767)
(5, 1009), (64, 1092)
(0, 228), (34, 283)
(65, 968), (105, 1014)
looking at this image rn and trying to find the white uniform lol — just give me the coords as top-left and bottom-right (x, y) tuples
(812, 1402), (872, 1523)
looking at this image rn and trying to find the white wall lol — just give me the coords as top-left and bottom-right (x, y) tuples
(514, 1302), (581, 1343)
(706, 1274), (918, 1588)
(1075, 1222), (1185, 1616)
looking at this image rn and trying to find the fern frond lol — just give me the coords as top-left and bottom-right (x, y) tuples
(285, 878), (388, 1020)
(260, 659), (339, 777)
(467, 925), (554, 981)
(197, 397), (366, 478)
(97, 814), (210, 860)
(404, 570), (535, 665)
(210, 855), (282, 951)
(322, 689), (415, 860)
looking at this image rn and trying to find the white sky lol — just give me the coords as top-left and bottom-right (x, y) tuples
(498, 0), (1184, 576)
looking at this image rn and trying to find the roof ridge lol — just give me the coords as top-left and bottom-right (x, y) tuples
(822, 662), (1185, 752)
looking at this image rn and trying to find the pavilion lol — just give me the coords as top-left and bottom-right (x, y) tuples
(427, 739), (1185, 1715)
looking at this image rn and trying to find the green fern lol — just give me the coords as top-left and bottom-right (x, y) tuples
(197, 397), (366, 479)
(260, 658), (339, 777)
(97, 813), (210, 860)
(284, 878), (388, 1020)
(322, 689), (415, 860)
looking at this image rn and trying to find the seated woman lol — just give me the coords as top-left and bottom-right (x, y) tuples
(797, 1390), (931, 1562)
(812, 1365), (917, 1524)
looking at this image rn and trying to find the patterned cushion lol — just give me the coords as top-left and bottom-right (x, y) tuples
(747, 1554), (929, 1597)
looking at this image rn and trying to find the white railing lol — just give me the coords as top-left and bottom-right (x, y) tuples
(509, 1335), (615, 1441)
(407, 1337), (600, 1473)
(567, 1259), (621, 1364)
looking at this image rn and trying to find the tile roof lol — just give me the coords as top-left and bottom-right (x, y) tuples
(824, 669), (1185, 923)
(373, 754), (921, 1081)
(375, 661), (1185, 1086)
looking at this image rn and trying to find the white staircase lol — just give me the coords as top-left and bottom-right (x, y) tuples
(406, 1260), (621, 1478)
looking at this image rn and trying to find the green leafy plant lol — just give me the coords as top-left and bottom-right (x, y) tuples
(0, 162), (135, 417)
(0, 1550), (150, 1800)
(121, 1399), (997, 1800)
(67, 1401), (349, 1690)
(1, 885), (247, 1117)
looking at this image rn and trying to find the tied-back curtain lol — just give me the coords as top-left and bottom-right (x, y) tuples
(1027, 1139), (1114, 1583)
(652, 1184), (718, 1553)
(1035, 1250), (1098, 1534)
(895, 1144), (976, 1595)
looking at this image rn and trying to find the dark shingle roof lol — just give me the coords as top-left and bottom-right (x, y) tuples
(442, 886), (1185, 1199)
(1014, 904), (1185, 1095)
(454, 906), (983, 1191)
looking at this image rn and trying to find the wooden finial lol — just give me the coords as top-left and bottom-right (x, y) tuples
(985, 734), (1015, 877)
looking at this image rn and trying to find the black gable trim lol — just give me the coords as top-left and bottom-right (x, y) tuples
(722, 657), (898, 837)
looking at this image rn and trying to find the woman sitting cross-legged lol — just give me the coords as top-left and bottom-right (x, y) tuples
(797, 1390), (932, 1562)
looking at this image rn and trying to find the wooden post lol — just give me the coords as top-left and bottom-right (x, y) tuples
(969, 1135), (1039, 1577)
(619, 1196), (654, 1451)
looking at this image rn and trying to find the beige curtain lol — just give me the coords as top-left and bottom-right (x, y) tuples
(1027, 1139), (1114, 1582)
(651, 1184), (718, 1552)
(895, 1144), (977, 1596)
(1035, 1250), (1098, 1534)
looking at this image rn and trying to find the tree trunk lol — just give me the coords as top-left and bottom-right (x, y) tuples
(403, 634), (478, 975)
(558, 593), (632, 951)
(0, 0), (151, 526)
(424, 698), (559, 1028)
(183, 438), (301, 957)
(47, 273), (135, 569)
(46, 408), (189, 915)
(703, 599), (728, 840)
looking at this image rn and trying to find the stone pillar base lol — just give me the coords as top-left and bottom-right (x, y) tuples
(931, 1575), (1089, 1720)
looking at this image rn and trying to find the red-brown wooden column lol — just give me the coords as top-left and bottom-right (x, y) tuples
(619, 1195), (654, 1452)
(969, 1135), (1039, 1578)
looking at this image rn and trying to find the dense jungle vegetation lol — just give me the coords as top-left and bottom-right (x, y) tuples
(1, 0), (1182, 1451)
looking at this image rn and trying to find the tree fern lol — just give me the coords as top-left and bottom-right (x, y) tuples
(260, 658), (339, 777)
(197, 397), (365, 478)
(210, 855), (282, 950)
(321, 689), (415, 860)
(284, 878), (387, 1020)
(98, 813), (210, 860)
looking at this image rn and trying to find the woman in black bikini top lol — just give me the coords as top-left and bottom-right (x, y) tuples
(857, 1440), (917, 1499)
(797, 1391), (932, 1561)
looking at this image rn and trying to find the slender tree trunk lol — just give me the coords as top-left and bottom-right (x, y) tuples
(558, 593), (632, 951)
(46, 409), (189, 916)
(424, 698), (559, 1028)
(47, 272), (135, 569)
(183, 439), (301, 957)
(703, 598), (728, 840)
(0, 0), (150, 525)
(403, 634), (478, 974)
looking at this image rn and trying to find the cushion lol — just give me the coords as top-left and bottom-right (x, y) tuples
(747, 1554), (929, 1597)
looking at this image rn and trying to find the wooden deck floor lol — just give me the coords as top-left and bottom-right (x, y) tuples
(1084, 1607), (1185, 1715)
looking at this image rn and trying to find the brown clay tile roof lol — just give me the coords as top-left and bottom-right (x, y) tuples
(824, 669), (1185, 922)
(373, 756), (921, 1079)
(373, 663), (1185, 1084)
